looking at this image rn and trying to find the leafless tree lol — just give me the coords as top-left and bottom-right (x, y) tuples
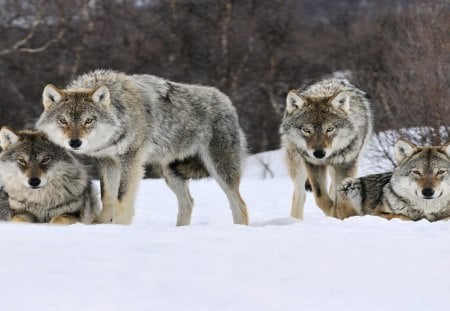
(0, 0), (448, 163)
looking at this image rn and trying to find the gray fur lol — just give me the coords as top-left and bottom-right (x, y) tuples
(338, 142), (450, 222)
(0, 129), (100, 224)
(0, 187), (11, 221)
(281, 78), (373, 218)
(36, 69), (249, 225)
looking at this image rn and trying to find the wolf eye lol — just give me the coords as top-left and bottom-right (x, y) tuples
(59, 118), (67, 125)
(42, 156), (52, 164)
(301, 127), (311, 134)
(85, 117), (95, 124)
(437, 169), (447, 175)
(326, 127), (335, 133)
(17, 158), (26, 166)
(412, 169), (421, 176)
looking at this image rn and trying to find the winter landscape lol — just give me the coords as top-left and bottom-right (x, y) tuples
(0, 1), (449, 310)
(1, 144), (449, 311)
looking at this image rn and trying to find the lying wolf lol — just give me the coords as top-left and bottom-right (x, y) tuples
(0, 127), (100, 224)
(335, 140), (450, 221)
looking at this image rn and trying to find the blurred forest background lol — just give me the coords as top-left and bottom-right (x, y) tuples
(0, 0), (449, 168)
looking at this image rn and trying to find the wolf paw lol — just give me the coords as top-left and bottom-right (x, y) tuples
(49, 214), (79, 225)
(96, 211), (114, 224)
(112, 214), (133, 225)
(112, 207), (133, 225)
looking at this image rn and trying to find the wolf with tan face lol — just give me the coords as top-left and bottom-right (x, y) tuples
(0, 128), (100, 224)
(336, 140), (450, 221)
(36, 69), (248, 226)
(280, 79), (372, 219)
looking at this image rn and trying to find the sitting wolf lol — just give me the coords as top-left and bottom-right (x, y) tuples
(280, 79), (372, 219)
(0, 127), (100, 224)
(36, 69), (248, 225)
(336, 140), (450, 221)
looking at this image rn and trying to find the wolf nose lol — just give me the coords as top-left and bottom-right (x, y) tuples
(69, 139), (82, 149)
(28, 178), (41, 187)
(421, 188), (435, 198)
(313, 150), (326, 159)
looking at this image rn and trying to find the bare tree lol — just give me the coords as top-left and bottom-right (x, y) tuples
(0, 0), (448, 160)
(0, 0), (66, 57)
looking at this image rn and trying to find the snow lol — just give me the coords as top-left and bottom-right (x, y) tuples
(1, 146), (449, 311)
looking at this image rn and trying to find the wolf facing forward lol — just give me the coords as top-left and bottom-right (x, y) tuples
(36, 69), (249, 225)
(0, 128), (100, 224)
(336, 140), (450, 221)
(280, 79), (372, 219)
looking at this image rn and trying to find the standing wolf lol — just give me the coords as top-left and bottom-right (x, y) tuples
(336, 140), (450, 221)
(280, 79), (372, 219)
(0, 127), (99, 224)
(36, 69), (248, 225)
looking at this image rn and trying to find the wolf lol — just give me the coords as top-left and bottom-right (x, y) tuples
(335, 140), (450, 222)
(0, 127), (100, 224)
(280, 79), (372, 219)
(36, 69), (248, 226)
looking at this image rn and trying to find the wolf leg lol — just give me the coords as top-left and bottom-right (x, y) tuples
(305, 163), (334, 216)
(328, 166), (336, 197)
(113, 152), (144, 225)
(49, 214), (80, 225)
(163, 167), (194, 226)
(201, 149), (249, 225)
(11, 213), (36, 223)
(329, 161), (358, 217)
(331, 162), (358, 201)
(96, 158), (121, 224)
(285, 147), (307, 220)
(332, 178), (361, 219)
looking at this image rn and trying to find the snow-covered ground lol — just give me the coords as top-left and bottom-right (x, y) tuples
(0, 147), (449, 311)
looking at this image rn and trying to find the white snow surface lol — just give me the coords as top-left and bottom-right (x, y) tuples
(1, 148), (449, 311)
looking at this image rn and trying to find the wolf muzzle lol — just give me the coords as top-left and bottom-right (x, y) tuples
(69, 139), (82, 149)
(28, 177), (41, 189)
(421, 187), (435, 199)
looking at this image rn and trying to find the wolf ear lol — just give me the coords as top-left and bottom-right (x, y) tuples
(286, 90), (304, 114)
(91, 85), (111, 107)
(394, 139), (417, 164)
(42, 84), (62, 109)
(0, 127), (19, 150)
(331, 91), (350, 113)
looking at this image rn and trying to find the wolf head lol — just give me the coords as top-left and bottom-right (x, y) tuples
(280, 89), (354, 163)
(0, 128), (77, 190)
(36, 84), (118, 154)
(392, 140), (450, 200)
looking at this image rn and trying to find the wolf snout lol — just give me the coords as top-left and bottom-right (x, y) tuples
(313, 150), (326, 159)
(28, 178), (41, 188)
(69, 139), (82, 149)
(421, 187), (435, 199)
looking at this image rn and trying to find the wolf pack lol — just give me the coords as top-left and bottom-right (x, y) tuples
(0, 69), (448, 225)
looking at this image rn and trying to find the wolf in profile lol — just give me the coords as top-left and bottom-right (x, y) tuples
(335, 140), (450, 221)
(0, 128), (100, 224)
(36, 69), (248, 226)
(280, 79), (372, 219)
